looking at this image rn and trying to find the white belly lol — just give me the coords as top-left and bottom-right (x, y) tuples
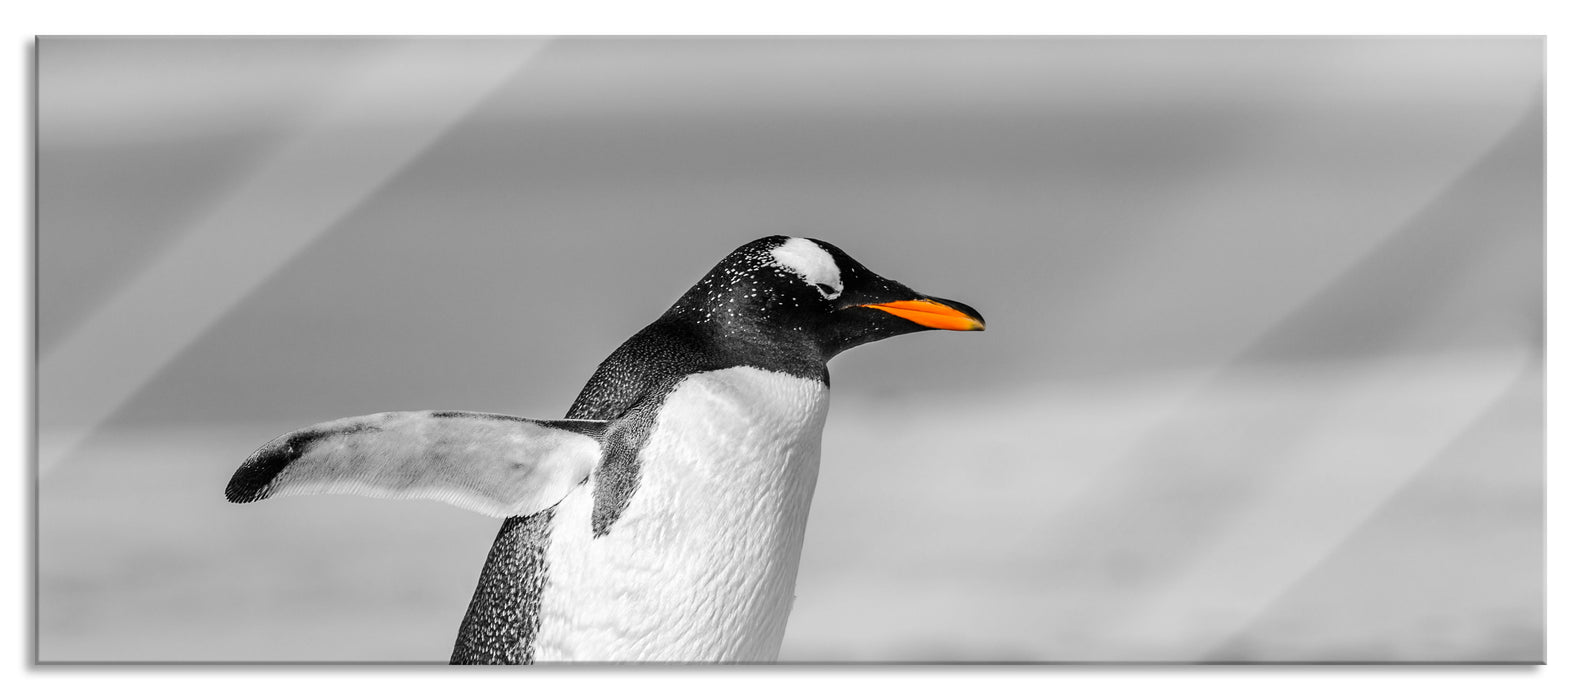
(533, 366), (830, 662)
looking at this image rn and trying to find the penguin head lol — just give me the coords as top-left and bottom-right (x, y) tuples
(665, 236), (985, 362)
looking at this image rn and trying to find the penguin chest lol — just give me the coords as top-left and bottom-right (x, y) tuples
(535, 366), (830, 662)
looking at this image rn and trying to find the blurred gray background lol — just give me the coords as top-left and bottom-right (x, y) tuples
(37, 36), (1542, 662)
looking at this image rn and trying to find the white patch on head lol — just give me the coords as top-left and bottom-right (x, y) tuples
(769, 238), (843, 299)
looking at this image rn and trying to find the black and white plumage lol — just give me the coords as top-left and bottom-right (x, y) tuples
(226, 236), (984, 663)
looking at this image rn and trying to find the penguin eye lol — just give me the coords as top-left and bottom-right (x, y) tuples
(815, 283), (837, 297)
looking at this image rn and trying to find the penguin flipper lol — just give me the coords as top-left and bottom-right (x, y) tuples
(225, 411), (606, 518)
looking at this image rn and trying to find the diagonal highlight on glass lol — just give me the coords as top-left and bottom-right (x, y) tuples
(38, 38), (552, 476)
(1090, 107), (1542, 660)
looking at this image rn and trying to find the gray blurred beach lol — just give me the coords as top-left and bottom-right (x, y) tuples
(37, 36), (1542, 662)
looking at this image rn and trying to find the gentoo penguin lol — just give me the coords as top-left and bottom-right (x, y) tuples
(226, 236), (984, 663)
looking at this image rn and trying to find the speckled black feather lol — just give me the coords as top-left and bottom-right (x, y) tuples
(450, 507), (555, 665)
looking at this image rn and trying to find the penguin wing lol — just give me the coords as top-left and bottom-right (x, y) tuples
(225, 411), (606, 518)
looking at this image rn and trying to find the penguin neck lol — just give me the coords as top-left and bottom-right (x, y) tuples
(651, 312), (830, 386)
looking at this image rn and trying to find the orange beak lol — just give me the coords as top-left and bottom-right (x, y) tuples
(859, 298), (986, 331)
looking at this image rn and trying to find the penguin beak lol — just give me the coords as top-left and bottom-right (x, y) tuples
(859, 297), (986, 331)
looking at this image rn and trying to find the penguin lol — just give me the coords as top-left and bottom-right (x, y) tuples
(226, 235), (984, 663)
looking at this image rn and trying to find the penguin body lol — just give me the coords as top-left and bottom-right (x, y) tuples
(228, 236), (984, 663)
(536, 366), (828, 661)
